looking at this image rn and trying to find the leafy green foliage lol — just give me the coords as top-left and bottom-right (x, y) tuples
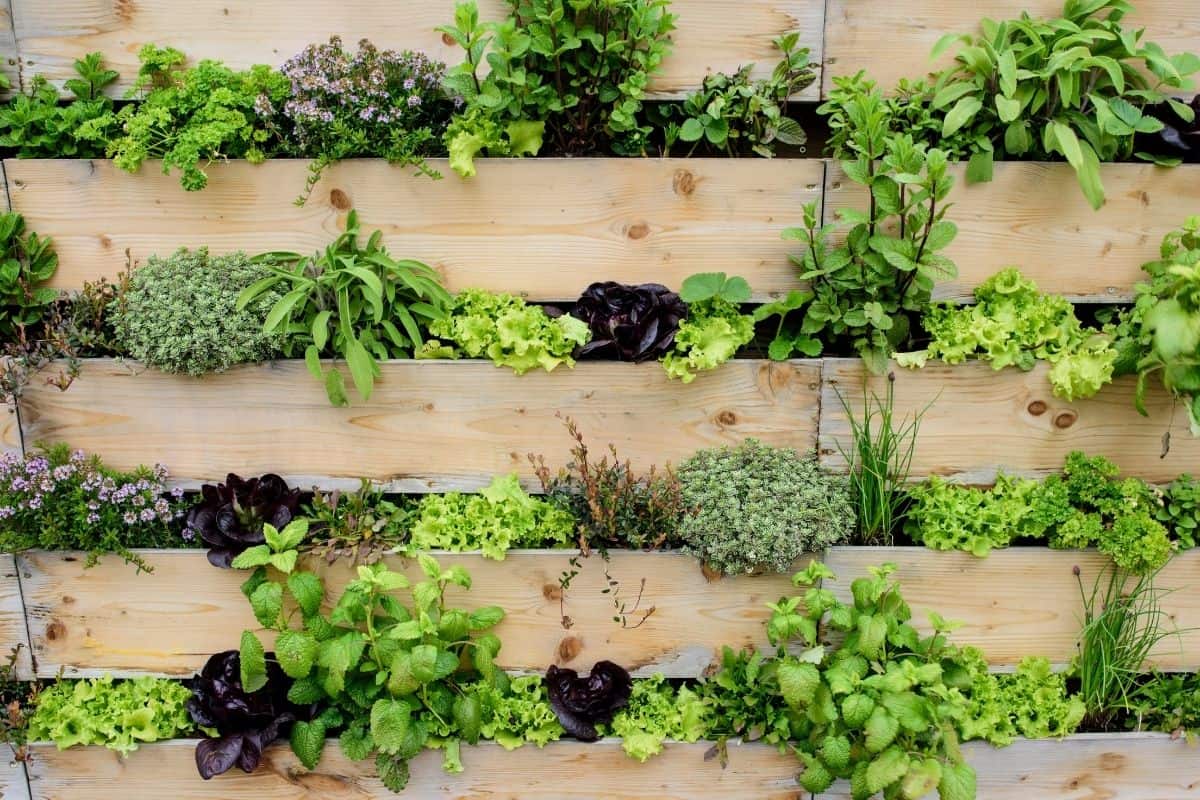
(661, 272), (755, 383)
(428, 288), (590, 374)
(0, 53), (118, 158)
(677, 439), (854, 574)
(88, 45), (289, 191)
(924, 0), (1200, 208)
(649, 33), (813, 157)
(898, 268), (1116, 401)
(410, 472), (575, 559)
(1126, 670), (1200, 738)
(238, 210), (453, 405)
(303, 481), (417, 565)
(115, 248), (284, 375)
(697, 647), (800, 749)
(0, 212), (59, 341)
(467, 674), (563, 749)
(439, 0), (676, 176)
(28, 676), (193, 755)
(1158, 475), (1200, 548)
(959, 654), (1084, 745)
(1106, 215), (1200, 437)
(232, 527), (507, 791)
(776, 124), (957, 372)
(608, 673), (710, 762)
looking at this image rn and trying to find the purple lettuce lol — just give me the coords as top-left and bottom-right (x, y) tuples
(185, 474), (301, 568)
(572, 282), (687, 362)
(544, 660), (632, 741)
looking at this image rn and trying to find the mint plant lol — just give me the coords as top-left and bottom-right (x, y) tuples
(0, 212), (59, 341)
(233, 520), (507, 792)
(0, 53), (118, 158)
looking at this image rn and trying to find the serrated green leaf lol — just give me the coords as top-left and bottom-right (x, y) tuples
(290, 720), (326, 770)
(866, 747), (910, 794)
(276, 629), (318, 679)
(250, 581), (283, 628)
(239, 630), (267, 693)
(288, 572), (324, 617)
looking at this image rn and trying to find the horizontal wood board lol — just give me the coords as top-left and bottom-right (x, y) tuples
(0, 754), (29, 800)
(822, 0), (1200, 98)
(10, 1), (824, 100)
(0, 554), (32, 679)
(825, 162), (1200, 302)
(825, 547), (1200, 671)
(18, 549), (806, 679)
(23, 734), (1193, 799)
(820, 359), (1200, 484)
(11, 358), (820, 492)
(5, 158), (823, 302)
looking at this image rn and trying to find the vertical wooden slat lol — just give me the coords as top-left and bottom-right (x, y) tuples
(0, 554), (32, 679)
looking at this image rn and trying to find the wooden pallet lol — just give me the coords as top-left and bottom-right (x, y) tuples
(0, 554), (32, 680)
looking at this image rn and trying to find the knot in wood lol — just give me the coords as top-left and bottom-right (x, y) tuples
(715, 410), (738, 426)
(1026, 400), (1048, 416)
(1053, 410), (1078, 429)
(626, 221), (650, 240)
(673, 169), (696, 196)
(329, 188), (352, 210)
(557, 636), (583, 662)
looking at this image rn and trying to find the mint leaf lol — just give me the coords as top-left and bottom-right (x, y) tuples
(250, 581), (283, 629)
(938, 762), (977, 800)
(288, 675), (325, 705)
(239, 630), (267, 693)
(866, 747), (910, 795)
(288, 572), (324, 617)
(778, 660), (821, 708)
(864, 707), (899, 753)
(231, 545), (271, 570)
(409, 644), (439, 683)
(276, 630), (318, 679)
(339, 723), (373, 761)
(370, 698), (413, 755)
(376, 752), (411, 793)
(289, 720), (326, 770)
(453, 694), (482, 744)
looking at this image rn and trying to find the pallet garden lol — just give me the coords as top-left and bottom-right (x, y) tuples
(1, 0), (1199, 799)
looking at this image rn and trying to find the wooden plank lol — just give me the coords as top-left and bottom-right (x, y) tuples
(10, 1), (823, 100)
(1, 400), (19, 458)
(820, 359), (1200, 484)
(16, 358), (821, 492)
(19, 549), (806, 679)
(0, 554), (32, 680)
(824, 733), (1196, 800)
(0, 755), (29, 800)
(25, 739), (804, 800)
(0, 0), (17, 95)
(6, 158), (822, 302)
(824, 162), (1200, 302)
(824, 547), (1200, 671)
(822, 0), (1200, 98)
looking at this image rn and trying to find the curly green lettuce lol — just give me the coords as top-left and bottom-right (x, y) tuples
(662, 296), (755, 383)
(471, 675), (564, 750)
(429, 288), (590, 374)
(961, 655), (1084, 746)
(410, 472), (575, 559)
(607, 674), (711, 762)
(28, 676), (194, 755)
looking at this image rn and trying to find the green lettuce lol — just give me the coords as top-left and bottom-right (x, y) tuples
(470, 675), (564, 750)
(28, 676), (194, 755)
(607, 674), (711, 762)
(662, 296), (755, 383)
(961, 655), (1084, 745)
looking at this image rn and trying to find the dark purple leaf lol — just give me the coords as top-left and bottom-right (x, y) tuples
(544, 660), (632, 742)
(571, 283), (687, 362)
(186, 473), (301, 568)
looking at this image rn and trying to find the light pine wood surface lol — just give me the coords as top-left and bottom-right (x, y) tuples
(0, 555), (32, 679)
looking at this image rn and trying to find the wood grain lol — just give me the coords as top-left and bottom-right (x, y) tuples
(824, 162), (1200, 302)
(823, 733), (1197, 800)
(0, 754), (29, 800)
(19, 549), (806, 679)
(822, 0), (1200, 97)
(0, 555), (32, 680)
(825, 548), (1200, 671)
(0, 0), (17, 95)
(10, 1), (823, 100)
(15, 358), (821, 492)
(5, 158), (821, 302)
(24, 739), (805, 800)
(820, 359), (1200, 484)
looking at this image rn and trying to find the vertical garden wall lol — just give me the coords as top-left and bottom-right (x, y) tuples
(1, 1), (1199, 798)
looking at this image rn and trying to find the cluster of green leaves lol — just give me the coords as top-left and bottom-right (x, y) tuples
(1158, 475), (1200, 548)
(0, 212), (59, 341)
(897, 267), (1117, 401)
(28, 676), (193, 755)
(239, 211), (453, 405)
(661, 272), (756, 383)
(303, 481), (417, 565)
(906, 451), (1178, 573)
(924, 0), (1199, 208)
(676, 439), (854, 575)
(439, 0), (676, 176)
(771, 121), (958, 372)
(0, 53), (118, 158)
(463, 673), (563, 750)
(649, 33), (812, 157)
(959, 654), (1084, 745)
(822, 1), (1200, 209)
(115, 248), (284, 375)
(410, 472), (575, 560)
(608, 673), (709, 762)
(756, 562), (979, 799)
(83, 44), (289, 191)
(0, 647), (35, 762)
(1125, 670), (1200, 739)
(428, 288), (590, 374)
(1105, 215), (1200, 437)
(233, 520), (507, 792)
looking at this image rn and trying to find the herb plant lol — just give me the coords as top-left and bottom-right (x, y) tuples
(1125, 670), (1200, 737)
(239, 211), (453, 405)
(0, 53), (118, 158)
(304, 481), (415, 565)
(651, 33), (812, 157)
(438, 0), (676, 176)
(89, 45), (289, 191)
(232, 520), (507, 792)
(778, 126), (957, 372)
(1158, 475), (1200, 548)
(925, 0), (1200, 208)
(115, 248), (285, 375)
(29, 676), (193, 755)
(428, 288), (590, 374)
(676, 439), (853, 574)
(662, 272), (755, 383)
(275, 37), (456, 203)
(897, 267), (1117, 401)
(0, 212), (59, 341)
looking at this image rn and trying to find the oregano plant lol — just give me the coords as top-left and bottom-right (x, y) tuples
(232, 520), (506, 792)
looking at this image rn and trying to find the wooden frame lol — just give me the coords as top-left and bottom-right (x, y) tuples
(0, 554), (32, 680)
(0, 755), (29, 800)
(22, 734), (1193, 799)
(820, 359), (1200, 484)
(6, 1), (825, 100)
